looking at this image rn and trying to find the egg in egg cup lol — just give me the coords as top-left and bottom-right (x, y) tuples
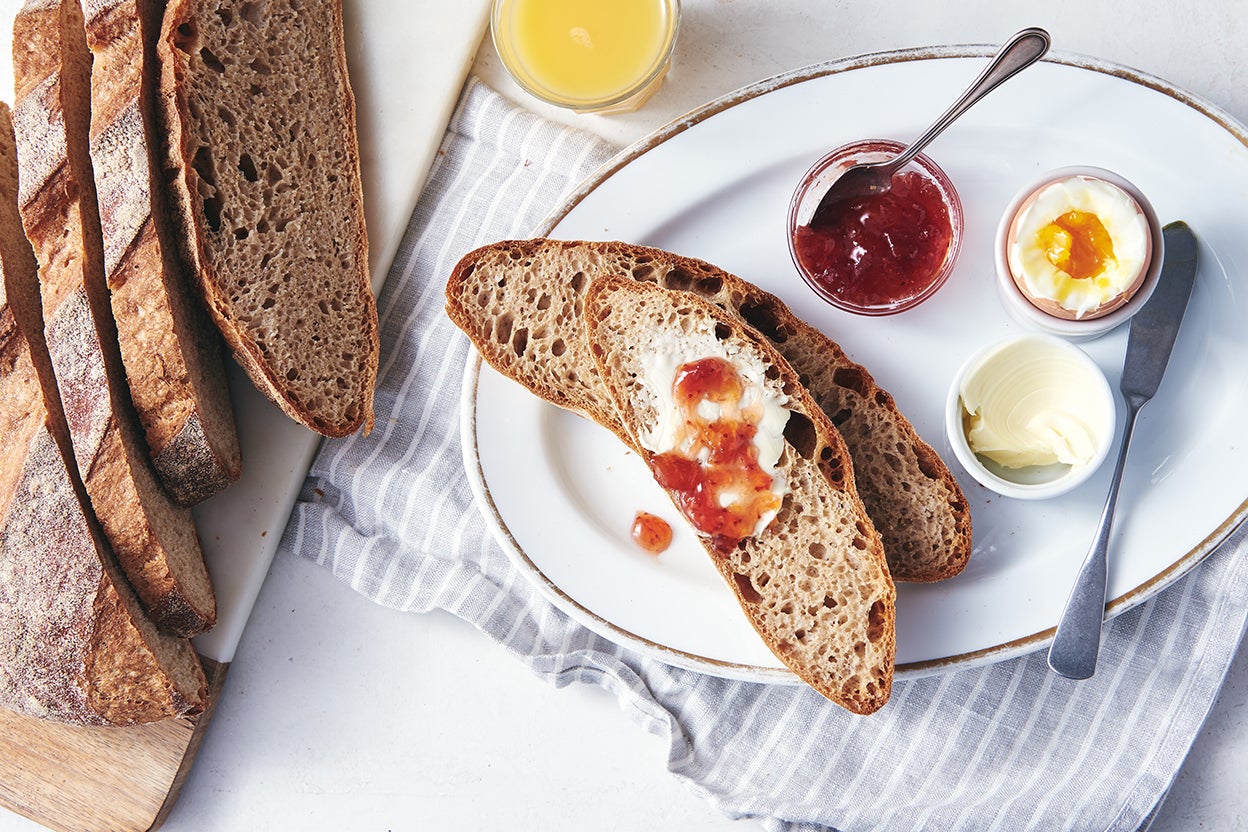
(994, 166), (1163, 340)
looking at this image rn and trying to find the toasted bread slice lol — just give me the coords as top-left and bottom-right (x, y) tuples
(445, 239), (971, 582)
(583, 275), (895, 713)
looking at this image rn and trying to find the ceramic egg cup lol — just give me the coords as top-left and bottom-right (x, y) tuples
(994, 166), (1165, 341)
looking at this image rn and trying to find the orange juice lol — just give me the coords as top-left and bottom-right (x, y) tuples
(492, 0), (680, 112)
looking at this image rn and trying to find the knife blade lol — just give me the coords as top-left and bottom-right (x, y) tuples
(1047, 220), (1200, 679)
(1120, 221), (1200, 401)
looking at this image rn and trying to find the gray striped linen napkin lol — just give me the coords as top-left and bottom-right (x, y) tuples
(279, 77), (1248, 832)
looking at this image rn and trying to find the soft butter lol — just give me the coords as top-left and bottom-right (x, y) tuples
(947, 335), (1116, 500)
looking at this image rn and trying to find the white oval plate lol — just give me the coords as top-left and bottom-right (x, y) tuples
(462, 47), (1248, 681)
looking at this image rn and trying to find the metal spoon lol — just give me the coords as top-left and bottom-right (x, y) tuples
(809, 27), (1051, 227)
(1047, 222), (1200, 680)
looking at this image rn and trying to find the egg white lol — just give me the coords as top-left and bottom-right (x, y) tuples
(1008, 176), (1150, 319)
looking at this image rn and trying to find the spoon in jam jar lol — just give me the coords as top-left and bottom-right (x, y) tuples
(810, 27), (1051, 226)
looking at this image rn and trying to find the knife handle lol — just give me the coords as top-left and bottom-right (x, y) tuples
(1047, 396), (1145, 679)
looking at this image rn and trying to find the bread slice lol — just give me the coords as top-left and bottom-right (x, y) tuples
(83, 0), (241, 506)
(154, 0), (378, 437)
(0, 99), (206, 727)
(584, 275), (895, 712)
(445, 239), (972, 582)
(14, 0), (216, 637)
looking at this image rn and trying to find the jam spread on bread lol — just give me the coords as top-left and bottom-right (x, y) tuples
(631, 511), (673, 554)
(794, 170), (952, 309)
(647, 357), (783, 554)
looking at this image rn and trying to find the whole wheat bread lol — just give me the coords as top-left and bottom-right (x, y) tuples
(83, 0), (240, 506)
(14, 0), (216, 637)
(0, 99), (206, 727)
(584, 276), (895, 713)
(445, 239), (972, 582)
(155, 0), (378, 437)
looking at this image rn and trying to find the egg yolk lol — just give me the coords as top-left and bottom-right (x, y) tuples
(1038, 210), (1117, 280)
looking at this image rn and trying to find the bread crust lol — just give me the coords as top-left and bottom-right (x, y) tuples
(445, 239), (972, 582)
(84, 0), (241, 505)
(584, 276), (895, 713)
(14, 0), (216, 637)
(0, 97), (205, 726)
(155, 0), (378, 438)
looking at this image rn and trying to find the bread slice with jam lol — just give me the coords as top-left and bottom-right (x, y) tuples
(584, 275), (895, 714)
(445, 239), (971, 582)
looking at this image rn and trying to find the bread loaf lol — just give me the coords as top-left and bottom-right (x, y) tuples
(445, 239), (972, 582)
(14, 0), (216, 637)
(155, 0), (378, 437)
(584, 276), (895, 713)
(0, 99), (206, 727)
(83, 0), (241, 506)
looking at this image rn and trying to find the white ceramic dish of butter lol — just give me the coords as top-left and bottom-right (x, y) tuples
(945, 335), (1117, 500)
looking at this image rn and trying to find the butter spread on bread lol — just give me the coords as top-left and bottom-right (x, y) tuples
(636, 328), (790, 547)
(585, 276), (895, 713)
(445, 239), (972, 582)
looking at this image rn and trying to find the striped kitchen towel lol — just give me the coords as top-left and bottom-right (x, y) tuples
(279, 77), (1248, 832)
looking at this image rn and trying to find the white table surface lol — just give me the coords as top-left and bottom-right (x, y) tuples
(5, 2), (1248, 830)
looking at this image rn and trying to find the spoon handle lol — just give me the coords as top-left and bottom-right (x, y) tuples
(1046, 395), (1145, 680)
(891, 27), (1051, 171)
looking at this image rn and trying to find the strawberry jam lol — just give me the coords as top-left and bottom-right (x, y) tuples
(647, 356), (782, 555)
(794, 170), (953, 311)
(631, 512), (673, 554)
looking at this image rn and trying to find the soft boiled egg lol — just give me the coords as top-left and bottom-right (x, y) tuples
(1006, 173), (1153, 320)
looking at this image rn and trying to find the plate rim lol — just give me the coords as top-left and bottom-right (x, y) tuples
(464, 45), (1248, 680)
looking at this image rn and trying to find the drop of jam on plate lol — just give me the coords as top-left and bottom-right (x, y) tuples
(647, 356), (781, 555)
(631, 511), (672, 554)
(787, 139), (963, 316)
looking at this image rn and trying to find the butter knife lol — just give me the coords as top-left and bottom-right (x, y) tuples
(1047, 221), (1200, 680)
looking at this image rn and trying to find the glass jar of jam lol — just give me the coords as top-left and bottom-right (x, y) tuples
(787, 139), (963, 316)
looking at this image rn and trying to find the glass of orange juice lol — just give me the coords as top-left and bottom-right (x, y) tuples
(491, 0), (681, 114)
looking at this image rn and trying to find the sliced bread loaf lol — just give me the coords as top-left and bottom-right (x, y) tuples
(155, 0), (378, 437)
(445, 239), (972, 582)
(83, 0), (241, 506)
(14, 0), (216, 637)
(584, 275), (895, 713)
(0, 99), (206, 727)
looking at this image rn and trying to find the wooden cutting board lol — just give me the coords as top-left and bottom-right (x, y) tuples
(0, 661), (227, 832)
(0, 0), (491, 828)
